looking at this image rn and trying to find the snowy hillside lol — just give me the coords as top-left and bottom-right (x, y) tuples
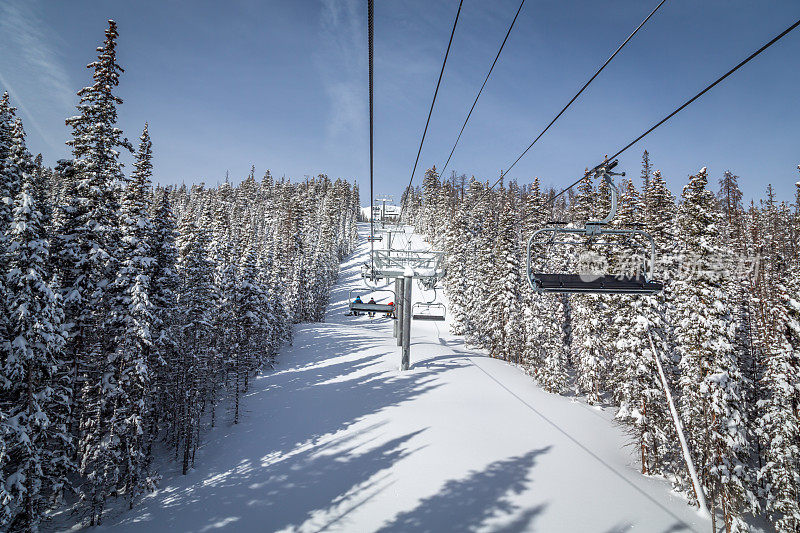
(80, 226), (710, 532)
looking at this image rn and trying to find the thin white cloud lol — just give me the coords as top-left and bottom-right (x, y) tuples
(316, 0), (367, 168)
(0, 0), (74, 152)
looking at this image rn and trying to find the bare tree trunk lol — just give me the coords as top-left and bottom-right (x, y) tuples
(235, 352), (241, 424)
(182, 422), (191, 475)
(641, 398), (648, 475)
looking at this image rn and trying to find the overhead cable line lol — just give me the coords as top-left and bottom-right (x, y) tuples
(483, 0), (667, 195)
(368, 0), (375, 270)
(544, 15), (800, 209)
(440, 0), (526, 176)
(399, 0), (464, 223)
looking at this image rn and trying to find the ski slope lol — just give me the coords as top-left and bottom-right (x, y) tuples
(92, 225), (709, 532)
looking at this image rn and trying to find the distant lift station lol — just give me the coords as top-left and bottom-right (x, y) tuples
(361, 199), (400, 224)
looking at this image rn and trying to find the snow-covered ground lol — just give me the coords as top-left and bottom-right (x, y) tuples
(91, 225), (710, 532)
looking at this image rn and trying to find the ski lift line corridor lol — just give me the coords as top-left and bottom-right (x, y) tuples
(77, 223), (708, 532)
(314, 223), (709, 531)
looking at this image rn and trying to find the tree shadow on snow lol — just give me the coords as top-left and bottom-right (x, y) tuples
(116, 426), (428, 532)
(377, 448), (551, 533)
(106, 326), (463, 532)
(103, 233), (506, 532)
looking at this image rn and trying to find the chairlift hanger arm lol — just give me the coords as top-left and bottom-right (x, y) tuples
(550, 159), (620, 209)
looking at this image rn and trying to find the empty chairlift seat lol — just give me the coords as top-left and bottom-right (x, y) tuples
(412, 302), (446, 321)
(530, 273), (663, 295)
(526, 161), (664, 297)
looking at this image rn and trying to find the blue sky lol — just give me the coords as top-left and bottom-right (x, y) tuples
(1, 0), (799, 203)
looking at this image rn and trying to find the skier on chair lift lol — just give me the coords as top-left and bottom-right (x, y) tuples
(353, 295), (363, 316)
(368, 298), (376, 318)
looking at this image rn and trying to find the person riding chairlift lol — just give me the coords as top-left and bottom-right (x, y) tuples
(353, 295), (363, 316)
(367, 298), (376, 318)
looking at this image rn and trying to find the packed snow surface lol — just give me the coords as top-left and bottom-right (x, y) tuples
(93, 225), (709, 532)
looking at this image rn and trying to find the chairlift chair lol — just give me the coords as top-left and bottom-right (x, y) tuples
(412, 302), (446, 321)
(348, 288), (396, 315)
(411, 286), (447, 321)
(526, 161), (663, 295)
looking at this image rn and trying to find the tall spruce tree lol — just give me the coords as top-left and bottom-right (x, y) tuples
(1, 119), (67, 532)
(673, 168), (749, 531)
(757, 265), (800, 530)
(175, 218), (216, 475)
(571, 175), (608, 404)
(147, 187), (180, 454)
(63, 20), (131, 524)
(114, 124), (157, 506)
(0, 94), (19, 401)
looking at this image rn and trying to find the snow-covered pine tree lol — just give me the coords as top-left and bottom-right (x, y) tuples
(570, 175), (608, 404)
(420, 167), (444, 241)
(62, 20), (131, 524)
(0, 94), (20, 399)
(716, 170), (764, 510)
(349, 181), (360, 244)
(234, 245), (270, 421)
(260, 244), (291, 349)
(2, 118), (67, 532)
(147, 187), (180, 457)
(0, 93), (19, 229)
(464, 182), (498, 349)
(488, 195), (523, 361)
(175, 217), (216, 475)
(610, 180), (645, 410)
(628, 169), (684, 480)
(673, 168), (749, 531)
(523, 178), (568, 392)
(757, 264), (800, 531)
(114, 124), (157, 507)
(282, 195), (305, 323)
(442, 206), (470, 335)
(792, 170), (800, 253)
(206, 200), (236, 428)
(640, 150), (652, 214)
(310, 188), (342, 321)
(29, 154), (53, 233)
(718, 171), (745, 244)
(608, 179), (675, 476)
